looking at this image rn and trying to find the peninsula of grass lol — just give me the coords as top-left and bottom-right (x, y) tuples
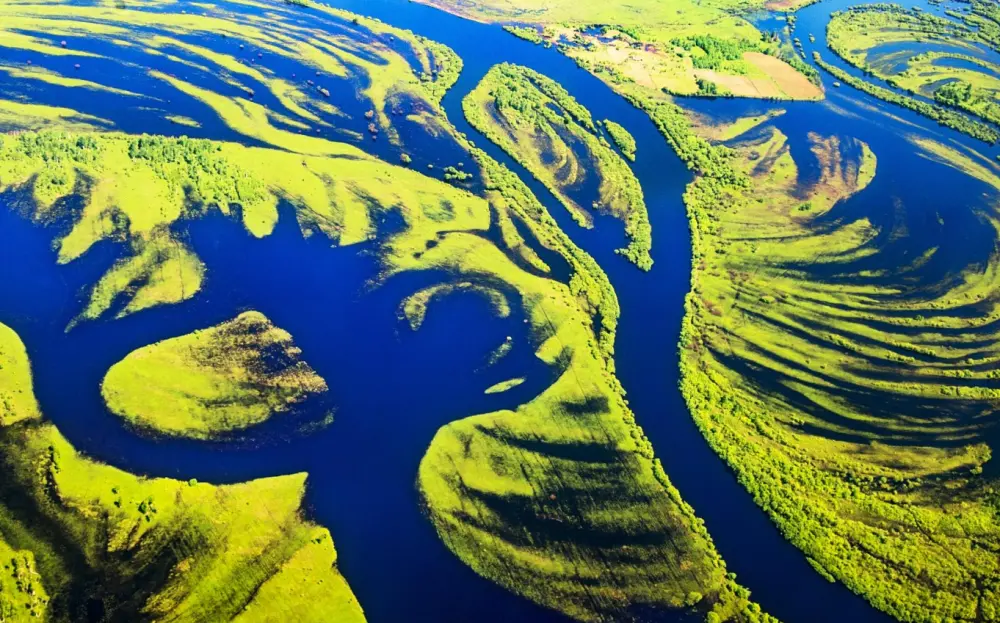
(464, 63), (653, 269)
(102, 311), (328, 439)
(413, 153), (775, 623)
(825, 4), (1000, 142)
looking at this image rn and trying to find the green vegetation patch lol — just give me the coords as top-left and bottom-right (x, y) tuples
(0, 130), (485, 326)
(603, 119), (637, 161)
(464, 63), (653, 269)
(825, 4), (1000, 141)
(102, 311), (328, 439)
(813, 52), (999, 143)
(0, 0), (464, 153)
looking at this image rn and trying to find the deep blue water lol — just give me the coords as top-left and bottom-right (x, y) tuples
(0, 0), (998, 621)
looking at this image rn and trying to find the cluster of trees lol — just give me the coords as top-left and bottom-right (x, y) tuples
(673, 34), (755, 74)
(502, 25), (544, 45)
(488, 63), (597, 133)
(5, 131), (99, 164)
(696, 77), (721, 96)
(603, 119), (636, 161)
(934, 78), (975, 106)
(125, 134), (269, 209)
(675, 34), (755, 70)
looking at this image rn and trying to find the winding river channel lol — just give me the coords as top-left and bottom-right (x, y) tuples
(2, 0), (999, 620)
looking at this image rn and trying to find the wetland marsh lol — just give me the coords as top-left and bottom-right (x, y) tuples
(0, 0), (999, 621)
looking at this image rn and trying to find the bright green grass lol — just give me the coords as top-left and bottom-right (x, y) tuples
(0, 130), (485, 326)
(464, 63), (653, 269)
(483, 377), (525, 394)
(102, 311), (328, 439)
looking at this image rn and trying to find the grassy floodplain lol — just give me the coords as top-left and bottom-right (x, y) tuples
(0, 4), (775, 614)
(102, 311), (329, 439)
(826, 3), (1000, 141)
(0, 322), (365, 622)
(463, 63), (653, 269)
(0, 1), (826, 622)
(0, 121), (777, 621)
(421, 1), (1000, 621)
(415, 147), (777, 623)
(0, 0), (464, 155)
(671, 93), (1000, 622)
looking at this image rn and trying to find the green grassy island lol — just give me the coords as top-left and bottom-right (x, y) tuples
(604, 119), (638, 161)
(102, 311), (329, 439)
(464, 63), (653, 269)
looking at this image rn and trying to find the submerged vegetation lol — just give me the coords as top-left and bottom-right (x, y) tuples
(102, 311), (329, 439)
(464, 63), (652, 269)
